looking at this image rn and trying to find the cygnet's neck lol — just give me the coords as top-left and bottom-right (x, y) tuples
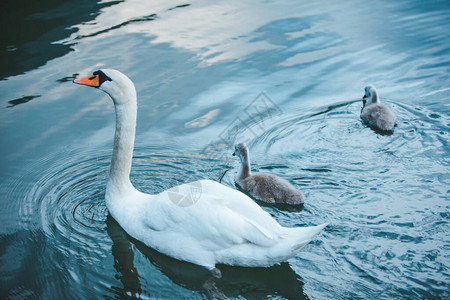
(237, 152), (251, 181)
(108, 90), (137, 193)
(371, 89), (379, 103)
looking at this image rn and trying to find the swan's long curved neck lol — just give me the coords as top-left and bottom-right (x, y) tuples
(238, 154), (251, 180)
(108, 91), (137, 193)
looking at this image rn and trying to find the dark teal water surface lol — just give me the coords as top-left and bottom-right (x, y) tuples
(1, 0), (449, 299)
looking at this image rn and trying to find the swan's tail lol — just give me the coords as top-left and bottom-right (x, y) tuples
(277, 223), (328, 259)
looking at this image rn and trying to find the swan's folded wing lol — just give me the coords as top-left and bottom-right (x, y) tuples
(144, 180), (283, 251)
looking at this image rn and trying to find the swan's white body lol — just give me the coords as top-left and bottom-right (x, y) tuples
(74, 69), (327, 271)
(361, 85), (396, 131)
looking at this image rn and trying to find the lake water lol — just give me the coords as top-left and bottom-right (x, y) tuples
(1, 0), (449, 299)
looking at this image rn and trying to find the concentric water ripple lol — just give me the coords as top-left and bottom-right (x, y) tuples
(20, 150), (110, 270)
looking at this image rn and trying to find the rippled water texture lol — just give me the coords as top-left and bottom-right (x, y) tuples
(1, 0), (449, 299)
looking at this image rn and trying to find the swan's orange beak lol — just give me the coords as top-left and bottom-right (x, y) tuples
(73, 74), (100, 87)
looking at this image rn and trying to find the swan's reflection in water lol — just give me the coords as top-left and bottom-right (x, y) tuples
(106, 216), (142, 298)
(106, 216), (308, 299)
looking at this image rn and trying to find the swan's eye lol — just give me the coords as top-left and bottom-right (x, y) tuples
(93, 70), (112, 86)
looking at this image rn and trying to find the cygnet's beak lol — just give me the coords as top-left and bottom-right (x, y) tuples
(73, 74), (100, 87)
(362, 94), (368, 105)
(232, 152), (235, 156)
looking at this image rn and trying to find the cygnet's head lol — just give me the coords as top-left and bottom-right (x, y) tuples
(362, 84), (379, 107)
(232, 142), (249, 162)
(74, 69), (136, 105)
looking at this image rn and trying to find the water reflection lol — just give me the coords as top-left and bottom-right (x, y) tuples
(60, 0), (341, 65)
(0, 0), (121, 79)
(106, 215), (307, 299)
(106, 216), (142, 298)
(7, 95), (40, 108)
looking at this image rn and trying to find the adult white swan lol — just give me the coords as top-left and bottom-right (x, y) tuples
(73, 69), (327, 277)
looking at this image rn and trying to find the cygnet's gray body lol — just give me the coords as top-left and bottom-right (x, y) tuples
(233, 143), (304, 205)
(360, 85), (396, 131)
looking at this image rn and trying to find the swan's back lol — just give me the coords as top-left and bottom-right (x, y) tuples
(239, 173), (304, 205)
